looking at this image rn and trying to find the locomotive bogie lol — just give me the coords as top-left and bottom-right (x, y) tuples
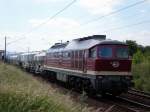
(43, 65), (132, 95)
(43, 68), (96, 94)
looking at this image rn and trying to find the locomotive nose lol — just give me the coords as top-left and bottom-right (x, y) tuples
(111, 61), (120, 68)
(97, 76), (133, 95)
(95, 59), (132, 72)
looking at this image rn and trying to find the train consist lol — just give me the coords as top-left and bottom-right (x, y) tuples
(7, 35), (133, 96)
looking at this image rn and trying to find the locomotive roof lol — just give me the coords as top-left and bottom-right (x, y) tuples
(47, 35), (126, 52)
(65, 39), (126, 50)
(74, 35), (106, 41)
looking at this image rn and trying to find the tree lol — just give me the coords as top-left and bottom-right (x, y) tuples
(144, 46), (150, 56)
(133, 50), (144, 64)
(126, 40), (138, 56)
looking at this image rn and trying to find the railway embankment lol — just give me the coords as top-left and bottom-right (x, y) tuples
(0, 62), (90, 112)
(1, 62), (150, 112)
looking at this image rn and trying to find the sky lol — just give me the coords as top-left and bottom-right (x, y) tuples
(0, 0), (150, 52)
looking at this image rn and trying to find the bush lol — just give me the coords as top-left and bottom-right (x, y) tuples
(132, 60), (150, 92)
(132, 50), (144, 64)
(132, 48), (150, 92)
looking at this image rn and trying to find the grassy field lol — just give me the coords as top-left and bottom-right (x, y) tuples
(0, 62), (90, 112)
(1, 60), (149, 112)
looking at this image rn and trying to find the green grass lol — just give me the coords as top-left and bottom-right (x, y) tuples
(132, 61), (150, 93)
(0, 62), (90, 112)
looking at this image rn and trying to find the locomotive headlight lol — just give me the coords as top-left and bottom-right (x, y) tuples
(97, 76), (103, 79)
(125, 76), (132, 80)
(111, 61), (120, 68)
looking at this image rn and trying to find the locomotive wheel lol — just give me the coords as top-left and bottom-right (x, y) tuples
(83, 80), (96, 96)
(68, 77), (75, 88)
(101, 92), (108, 97)
(75, 78), (83, 91)
(86, 86), (96, 96)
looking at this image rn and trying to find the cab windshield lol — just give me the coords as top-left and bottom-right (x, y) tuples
(99, 47), (112, 58)
(116, 47), (128, 58)
(98, 46), (129, 59)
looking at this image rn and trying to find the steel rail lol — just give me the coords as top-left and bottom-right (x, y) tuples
(117, 96), (150, 110)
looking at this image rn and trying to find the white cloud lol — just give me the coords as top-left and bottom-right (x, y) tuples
(109, 30), (150, 46)
(140, 9), (146, 13)
(28, 17), (80, 30)
(79, 0), (122, 15)
(0, 32), (28, 51)
(32, 0), (65, 4)
(1, 29), (150, 52)
(0, 18), (81, 52)
(124, 31), (150, 46)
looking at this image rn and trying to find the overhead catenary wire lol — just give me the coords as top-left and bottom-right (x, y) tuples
(47, 0), (149, 37)
(7, 0), (77, 45)
(25, 0), (77, 34)
(7, 0), (149, 46)
(65, 11), (148, 37)
(81, 0), (148, 26)
(100, 19), (150, 33)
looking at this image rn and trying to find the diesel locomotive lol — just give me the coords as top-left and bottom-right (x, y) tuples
(44, 35), (133, 95)
(8, 35), (133, 96)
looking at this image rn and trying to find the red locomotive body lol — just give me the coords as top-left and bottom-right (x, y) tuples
(44, 35), (133, 95)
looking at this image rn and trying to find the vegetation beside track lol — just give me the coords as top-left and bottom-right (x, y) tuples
(132, 57), (150, 92)
(0, 62), (90, 112)
(126, 40), (150, 93)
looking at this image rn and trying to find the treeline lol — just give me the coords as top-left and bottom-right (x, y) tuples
(126, 40), (150, 92)
(126, 40), (150, 63)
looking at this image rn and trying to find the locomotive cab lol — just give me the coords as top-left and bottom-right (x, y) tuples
(88, 43), (133, 95)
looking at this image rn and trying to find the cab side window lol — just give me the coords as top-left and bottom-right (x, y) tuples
(63, 52), (71, 58)
(89, 47), (97, 58)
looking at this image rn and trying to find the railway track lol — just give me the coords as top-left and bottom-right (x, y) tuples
(103, 105), (137, 112)
(31, 74), (139, 112)
(117, 88), (150, 110)
(33, 74), (149, 112)
(129, 89), (150, 98)
(14, 68), (149, 112)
